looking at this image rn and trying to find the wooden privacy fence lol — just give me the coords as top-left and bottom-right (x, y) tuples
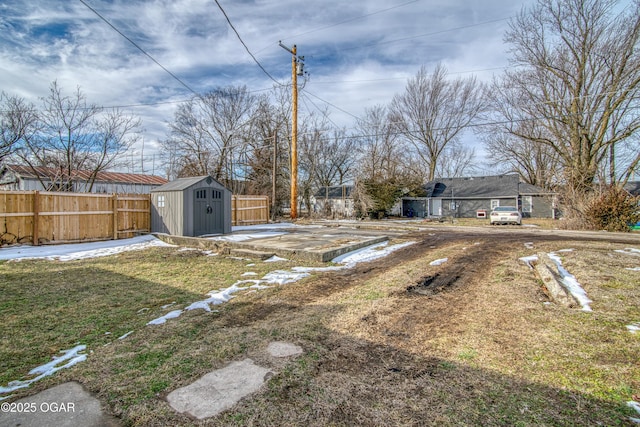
(232, 195), (269, 226)
(0, 191), (150, 246)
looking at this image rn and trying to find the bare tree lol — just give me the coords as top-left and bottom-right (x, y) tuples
(165, 86), (257, 188)
(435, 140), (477, 178)
(390, 63), (487, 181)
(15, 81), (140, 191)
(482, 119), (562, 190)
(494, 0), (640, 195)
(355, 105), (404, 182)
(352, 105), (423, 216)
(0, 93), (38, 162)
(243, 89), (290, 211)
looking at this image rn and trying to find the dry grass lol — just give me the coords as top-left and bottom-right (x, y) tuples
(1, 233), (639, 426)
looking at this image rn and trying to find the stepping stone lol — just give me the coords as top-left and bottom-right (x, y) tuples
(267, 341), (303, 358)
(166, 359), (272, 420)
(0, 381), (119, 427)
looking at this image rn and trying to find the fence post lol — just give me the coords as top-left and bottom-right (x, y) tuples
(33, 191), (39, 246)
(112, 194), (118, 240)
(232, 195), (237, 226)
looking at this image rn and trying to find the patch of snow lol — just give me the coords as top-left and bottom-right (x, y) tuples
(292, 242), (416, 274)
(332, 241), (415, 266)
(548, 252), (592, 312)
(430, 258), (448, 266)
(118, 331), (134, 340)
(246, 263), (255, 267)
(615, 248), (640, 256)
(628, 401), (640, 424)
(137, 307), (150, 314)
(264, 255), (288, 262)
(184, 281), (271, 313)
(147, 309), (183, 325)
(627, 323), (640, 334)
(262, 270), (310, 285)
(524, 242), (534, 249)
(0, 345), (87, 395)
(242, 272), (258, 276)
(521, 224), (539, 228)
(626, 267), (640, 271)
(0, 235), (174, 261)
(519, 255), (538, 269)
(557, 248), (574, 253)
(161, 302), (176, 309)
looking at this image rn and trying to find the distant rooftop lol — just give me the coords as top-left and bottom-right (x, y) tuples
(2, 164), (168, 185)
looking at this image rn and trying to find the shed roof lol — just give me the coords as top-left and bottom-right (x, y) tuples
(151, 175), (228, 192)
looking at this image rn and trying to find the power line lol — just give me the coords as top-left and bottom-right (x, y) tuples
(300, 93), (341, 131)
(281, 0), (422, 42)
(302, 89), (361, 121)
(78, 0), (200, 97)
(342, 17), (510, 51)
(213, 0), (282, 85)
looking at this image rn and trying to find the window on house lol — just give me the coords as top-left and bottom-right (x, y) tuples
(158, 195), (165, 208)
(522, 196), (532, 213)
(491, 199), (500, 209)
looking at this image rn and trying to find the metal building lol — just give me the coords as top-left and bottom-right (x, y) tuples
(150, 176), (231, 236)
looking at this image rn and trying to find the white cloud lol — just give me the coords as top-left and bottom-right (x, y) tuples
(0, 0), (533, 173)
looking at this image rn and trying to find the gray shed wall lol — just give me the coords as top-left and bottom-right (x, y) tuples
(151, 191), (185, 235)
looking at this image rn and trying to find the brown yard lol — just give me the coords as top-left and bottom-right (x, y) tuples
(1, 225), (639, 426)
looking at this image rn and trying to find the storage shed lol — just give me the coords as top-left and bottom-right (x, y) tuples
(150, 176), (232, 236)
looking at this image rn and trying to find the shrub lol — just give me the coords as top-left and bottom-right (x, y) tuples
(584, 185), (640, 232)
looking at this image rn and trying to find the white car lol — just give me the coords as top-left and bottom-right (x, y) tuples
(490, 206), (522, 225)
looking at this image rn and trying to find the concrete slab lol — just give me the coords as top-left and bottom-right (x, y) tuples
(0, 382), (119, 427)
(166, 359), (272, 420)
(228, 232), (388, 262)
(267, 341), (303, 358)
(155, 223), (402, 262)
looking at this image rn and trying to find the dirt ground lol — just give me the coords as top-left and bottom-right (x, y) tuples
(3, 225), (639, 426)
(198, 226), (640, 426)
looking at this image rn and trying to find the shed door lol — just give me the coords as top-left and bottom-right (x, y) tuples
(194, 187), (224, 235)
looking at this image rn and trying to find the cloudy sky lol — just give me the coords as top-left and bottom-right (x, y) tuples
(0, 0), (533, 175)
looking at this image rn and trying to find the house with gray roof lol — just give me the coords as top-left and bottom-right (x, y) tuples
(401, 174), (557, 219)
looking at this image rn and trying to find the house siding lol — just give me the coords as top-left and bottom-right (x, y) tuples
(401, 175), (556, 219)
(0, 165), (167, 193)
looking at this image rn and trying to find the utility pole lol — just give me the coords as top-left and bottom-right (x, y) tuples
(279, 41), (304, 219)
(272, 130), (277, 221)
